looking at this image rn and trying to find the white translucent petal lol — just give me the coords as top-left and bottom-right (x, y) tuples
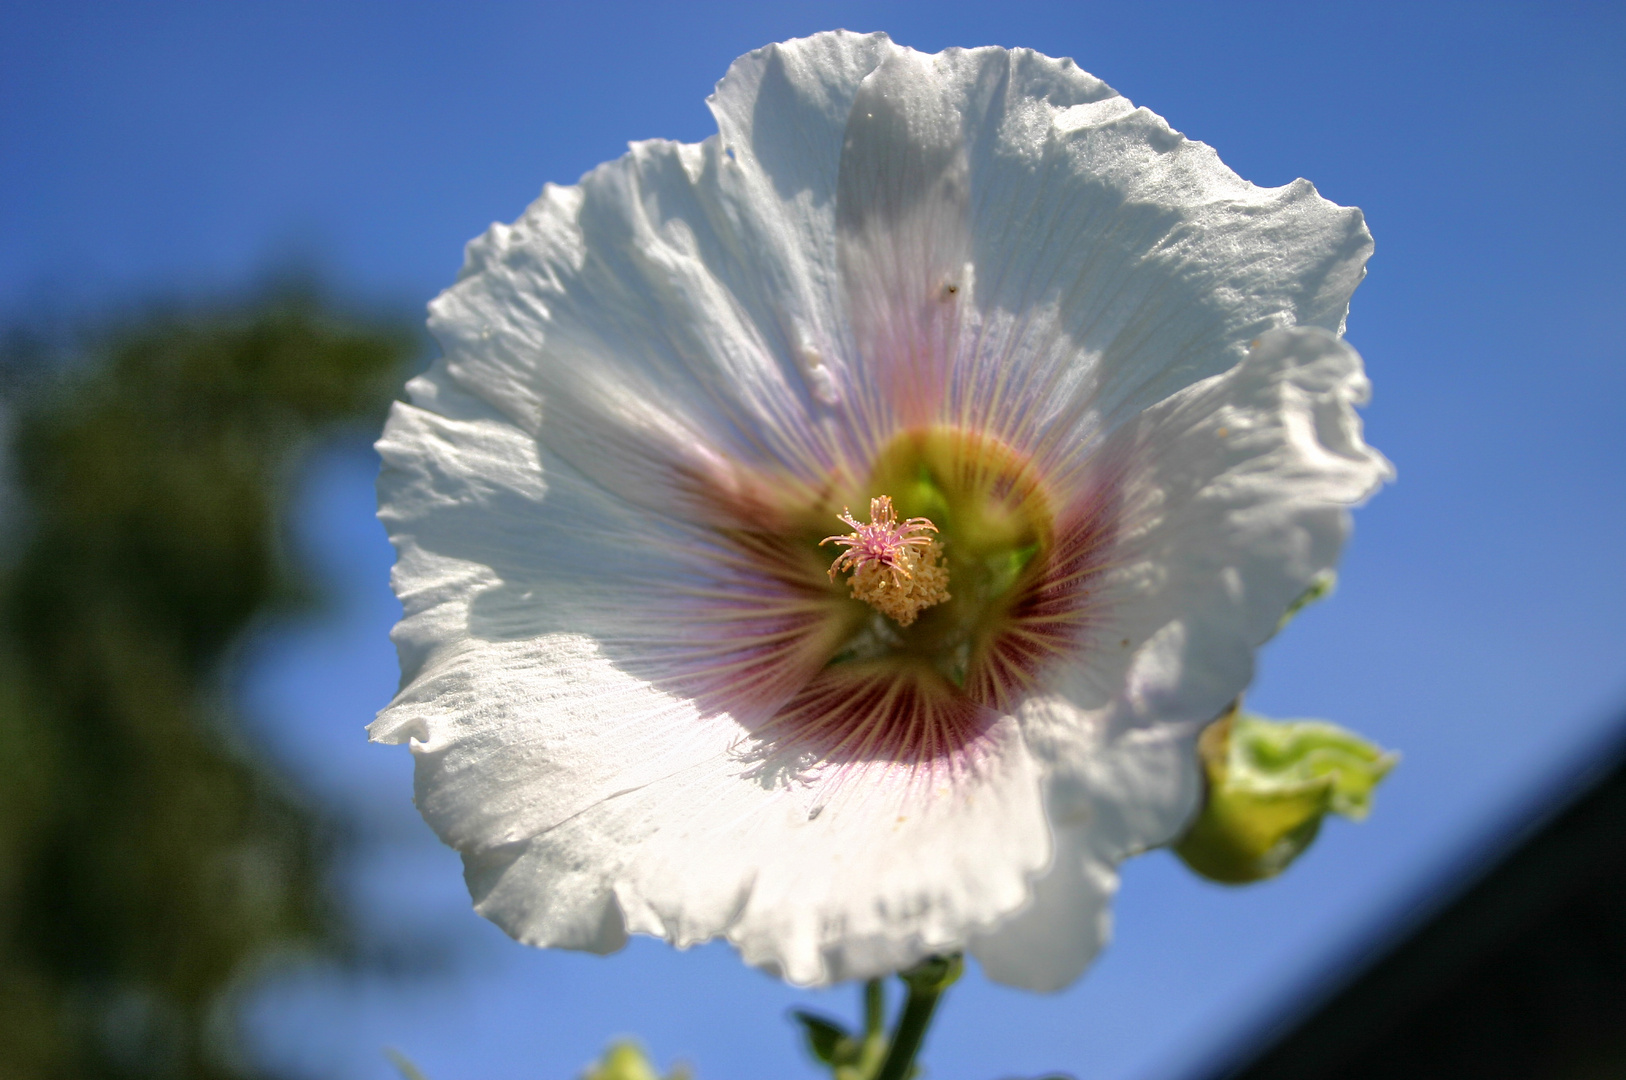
(1033, 326), (1392, 817)
(428, 32), (1369, 517)
(969, 327), (1386, 989)
(968, 821), (1114, 992)
(821, 40), (1372, 463)
(429, 32), (898, 516)
(373, 363), (739, 852)
(959, 71), (1372, 451)
(465, 718), (1050, 984)
(833, 46), (1114, 445)
(970, 721), (1200, 990)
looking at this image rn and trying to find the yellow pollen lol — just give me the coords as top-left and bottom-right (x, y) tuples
(846, 540), (950, 626)
(820, 495), (951, 627)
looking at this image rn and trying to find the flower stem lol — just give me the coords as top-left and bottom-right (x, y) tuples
(873, 955), (963, 1080)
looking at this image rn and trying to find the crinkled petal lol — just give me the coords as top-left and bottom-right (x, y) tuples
(373, 363), (738, 850)
(969, 328), (1387, 990)
(821, 37), (1370, 468)
(428, 32), (1370, 520)
(970, 720), (1201, 990)
(463, 716), (1050, 984)
(1023, 325), (1390, 845)
(968, 821), (1114, 992)
(955, 64), (1371, 460)
(1096, 326), (1389, 720)
(429, 32), (895, 519)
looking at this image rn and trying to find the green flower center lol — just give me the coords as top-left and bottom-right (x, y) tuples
(822, 428), (1054, 688)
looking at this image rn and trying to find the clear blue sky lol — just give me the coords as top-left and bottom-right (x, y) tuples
(4, 3), (1624, 1079)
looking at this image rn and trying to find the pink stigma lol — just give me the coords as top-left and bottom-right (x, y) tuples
(821, 496), (937, 584)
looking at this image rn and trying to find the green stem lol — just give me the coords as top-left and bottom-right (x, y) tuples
(872, 989), (941, 1080)
(864, 979), (885, 1039)
(872, 956), (963, 1080)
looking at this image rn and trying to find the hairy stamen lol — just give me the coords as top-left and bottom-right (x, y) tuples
(821, 496), (951, 626)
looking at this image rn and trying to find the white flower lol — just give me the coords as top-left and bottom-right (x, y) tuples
(371, 31), (1392, 992)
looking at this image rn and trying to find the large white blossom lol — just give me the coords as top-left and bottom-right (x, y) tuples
(371, 31), (1391, 992)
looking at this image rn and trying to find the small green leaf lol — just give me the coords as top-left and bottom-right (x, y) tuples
(1176, 705), (1396, 884)
(384, 1048), (431, 1080)
(793, 1010), (862, 1068)
(793, 1001), (871, 1073)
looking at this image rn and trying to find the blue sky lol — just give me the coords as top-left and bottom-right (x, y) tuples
(4, 3), (1624, 1079)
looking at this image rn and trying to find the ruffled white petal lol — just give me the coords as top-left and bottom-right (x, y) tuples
(968, 820), (1113, 991)
(429, 32), (894, 517)
(430, 32), (1369, 516)
(958, 79), (1371, 451)
(970, 719), (1202, 990)
(820, 40), (1373, 471)
(373, 363), (739, 853)
(967, 327), (1390, 988)
(462, 717), (1051, 985)
(1079, 325), (1392, 734)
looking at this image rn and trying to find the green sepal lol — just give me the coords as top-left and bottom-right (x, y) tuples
(1275, 571), (1336, 634)
(899, 953), (964, 994)
(1176, 705), (1396, 884)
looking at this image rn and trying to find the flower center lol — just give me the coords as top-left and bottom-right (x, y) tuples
(700, 425), (1112, 767)
(821, 496), (951, 627)
(822, 428), (1056, 693)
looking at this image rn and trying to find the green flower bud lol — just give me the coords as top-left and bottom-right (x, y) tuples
(1175, 704), (1396, 884)
(582, 1042), (689, 1080)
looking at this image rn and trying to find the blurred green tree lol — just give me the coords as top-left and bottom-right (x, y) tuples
(0, 289), (414, 1079)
